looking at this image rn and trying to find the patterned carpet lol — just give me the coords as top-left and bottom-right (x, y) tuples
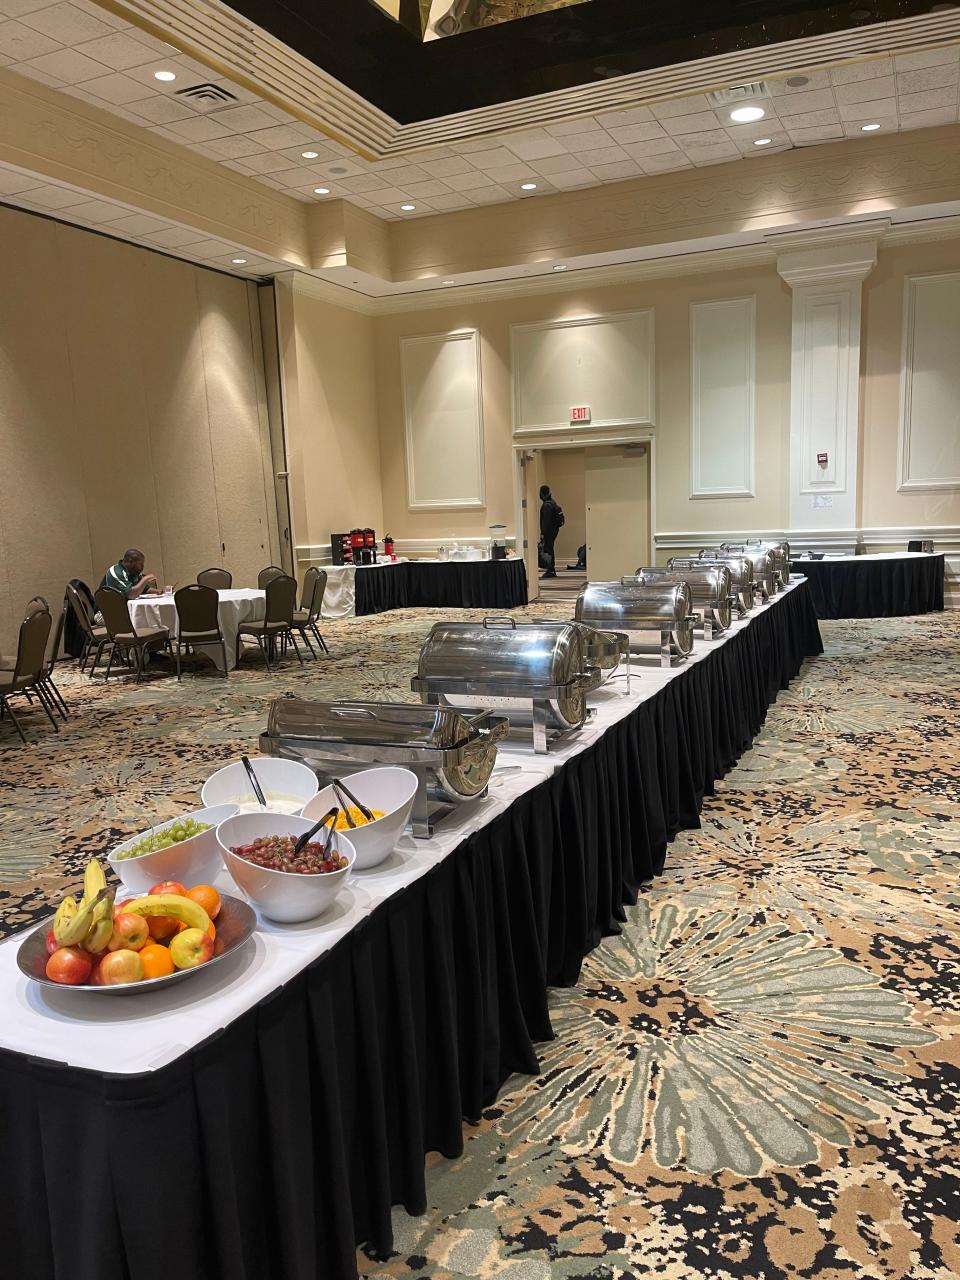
(1, 607), (958, 1280)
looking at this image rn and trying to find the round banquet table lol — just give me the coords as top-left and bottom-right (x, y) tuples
(128, 588), (266, 670)
(789, 551), (944, 619)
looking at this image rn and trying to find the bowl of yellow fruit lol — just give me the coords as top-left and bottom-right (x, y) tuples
(299, 767), (417, 870)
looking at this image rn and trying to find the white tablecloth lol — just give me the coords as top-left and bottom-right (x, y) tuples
(129, 589), (265, 671)
(0, 584), (805, 1074)
(802, 551), (940, 563)
(320, 560), (405, 619)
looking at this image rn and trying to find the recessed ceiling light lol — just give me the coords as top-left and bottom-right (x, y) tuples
(753, 137), (773, 146)
(442, 279), (456, 285)
(154, 70), (176, 82)
(301, 150), (319, 159)
(400, 203), (416, 211)
(231, 258), (247, 265)
(861, 122), (882, 131)
(552, 264), (567, 272)
(313, 186), (330, 195)
(730, 105), (766, 123)
(520, 182), (538, 191)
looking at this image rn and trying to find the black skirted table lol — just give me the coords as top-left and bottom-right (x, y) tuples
(355, 557), (528, 616)
(790, 552), (944, 619)
(0, 583), (822, 1280)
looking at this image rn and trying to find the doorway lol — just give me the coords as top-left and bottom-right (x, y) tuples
(519, 438), (652, 602)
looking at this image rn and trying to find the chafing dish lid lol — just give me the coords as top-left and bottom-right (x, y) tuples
(264, 698), (485, 750)
(416, 618), (589, 687)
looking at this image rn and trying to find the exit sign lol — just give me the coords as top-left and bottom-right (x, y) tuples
(570, 405), (591, 423)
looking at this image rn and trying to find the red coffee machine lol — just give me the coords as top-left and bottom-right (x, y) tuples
(363, 528), (377, 564)
(383, 534), (395, 560)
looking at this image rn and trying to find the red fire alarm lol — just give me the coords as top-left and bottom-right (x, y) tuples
(817, 452), (828, 467)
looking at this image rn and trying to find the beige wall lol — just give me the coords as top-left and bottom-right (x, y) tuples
(277, 281), (383, 556)
(543, 449), (586, 562)
(0, 205), (278, 657)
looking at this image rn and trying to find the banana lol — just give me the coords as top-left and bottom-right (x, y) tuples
(54, 886), (112, 948)
(124, 894), (211, 934)
(82, 890), (117, 953)
(52, 895), (79, 946)
(82, 857), (107, 907)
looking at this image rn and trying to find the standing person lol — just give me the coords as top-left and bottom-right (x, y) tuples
(98, 548), (159, 599)
(539, 484), (564, 580)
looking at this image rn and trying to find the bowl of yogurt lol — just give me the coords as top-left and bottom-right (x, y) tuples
(201, 757), (319, 815)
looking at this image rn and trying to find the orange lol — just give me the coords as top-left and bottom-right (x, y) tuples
(139, 944), (175, 980)
(186, 884), (221, 920)
(207, 921), (216, 941)
(147, 915), (180, 942)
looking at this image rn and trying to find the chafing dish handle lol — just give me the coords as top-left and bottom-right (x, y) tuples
(482, 616), (517, 628)
(330, 705), (379, 720)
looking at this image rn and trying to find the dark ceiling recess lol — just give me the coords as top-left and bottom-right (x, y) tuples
(229, 1), (945, 122)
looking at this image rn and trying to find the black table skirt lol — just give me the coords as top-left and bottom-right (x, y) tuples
(355, 558), (528, 616)
(791, 555), (944, 619)
(0, 585), (822, 1280)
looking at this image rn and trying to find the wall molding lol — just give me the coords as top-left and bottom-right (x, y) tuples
(689, 295), (755, 500)
(898, 271), (960, 493)
(400, 327), (485, 511)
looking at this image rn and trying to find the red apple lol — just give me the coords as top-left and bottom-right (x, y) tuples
(89, 958), (105, 986)
(114, 897), (135, 916)
(108, 913), (149, 952)
(149, 881), (186, 897)
(45, 928), (60, 957)
(168, 927), (213, 970)
(99, 949), (143, 985)
(45, 946), (94, 986)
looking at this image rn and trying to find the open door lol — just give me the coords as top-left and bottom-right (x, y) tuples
(585, 445), (650, 580)
(521, 449), (546, 597)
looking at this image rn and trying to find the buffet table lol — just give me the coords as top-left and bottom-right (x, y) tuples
(319, 559), (527, 619)
(790, 551), (944, 619)
(129, 588), (265, 670)
(0, 581), (821, 1280)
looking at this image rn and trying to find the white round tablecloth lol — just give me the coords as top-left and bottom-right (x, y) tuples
(128, 589), (265, 671)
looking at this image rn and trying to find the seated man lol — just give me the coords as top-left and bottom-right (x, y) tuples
(99, 548), (159, 600)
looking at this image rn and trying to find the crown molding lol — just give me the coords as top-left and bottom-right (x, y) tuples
(287, 270), (379, 315)
(93, 0), (960, 161)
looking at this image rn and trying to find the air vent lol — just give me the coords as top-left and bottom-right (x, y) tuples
(175, 83), (238, 105)
(706, 82), (770, 108)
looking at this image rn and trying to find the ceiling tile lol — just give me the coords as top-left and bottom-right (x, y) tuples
(894, 47), (960, 73)
(267, 165), (329, 187)
(833, 75), (896, 104)
(162, 115), (236, 142)
(837, 99), (897, 122)
(651, 94), (713, 119)
(369, 163), (430, 184)
(465, 184), (511, 204)
(338, 172), (392, 193)
(606, 121), (668, 145)
(768, 70), (833, 94)
(144, 225), (209, 247)
(19, 2), (115, 43)
(444, 170), (496, 192)
(897, 64), (959, 95)
(122, 93), (195, 124)
(669, 127), (731, 148)
(562, 129), (615, 153)
(661, 110), (726, 136)
(830, 57), (893, 85)
(398, 178), (453, 197)
(481, 162), (536, 185)
(239, 123), (317, 150)
(596, 105), (655, 128)
(501, 129), (568, 160)
(898, 105), (959, 129)
(0, 166), (45, 194)
(639, 153), (692, 174)
(427, 191), (475, 210)
(776, 108), (842, 128)
(545, 166), (597, 188)
(20, 184), (85, 209)
(361, 185), (412, 203)
(621, 137), (685, 159)
(0, 20), (62, 60)
(8, 61), (61, 84)
(588, 160), (643, 181)
(0, 0), (60, 16)
(896, 86), (956, 112)
(767, 87), (835, 114)
(59, 197), (126, 222)
(22, 47), (109, 82)
(107, 212), (167, 234)
(238, 151), (293, 175)
(570, 145), (628, 167)
(680, 142), (741, 164)
(420, 155), (474, 177)
(72, 32), (158, 70)
(530, 151), (594, 176)
(205, 104), (280, 132)
(202, 133), (269, 159)
(467, 146), (522, 169)
(545, 116), (600, 137)
(788, 124), (844, 142)
(183, 238), (237, 258)
(79, 71), (157, 103)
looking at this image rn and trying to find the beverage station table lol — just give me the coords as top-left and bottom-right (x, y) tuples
(0, 580), (821, 1280)
(789, 551), (944, 619)
(320, 557), (528, 618)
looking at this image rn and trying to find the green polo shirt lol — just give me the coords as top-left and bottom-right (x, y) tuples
(98, 562), (143, 596)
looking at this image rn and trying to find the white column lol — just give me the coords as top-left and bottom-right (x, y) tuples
(772, 222), (887, 540)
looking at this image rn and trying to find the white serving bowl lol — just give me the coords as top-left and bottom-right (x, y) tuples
(107, 804), (240, 895)
(215, 812), (354, 924)
(300, 767), (418, 870)
(201, 757), (318, 815)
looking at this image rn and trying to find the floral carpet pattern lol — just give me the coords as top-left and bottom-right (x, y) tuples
(1, 606), (958, 1280)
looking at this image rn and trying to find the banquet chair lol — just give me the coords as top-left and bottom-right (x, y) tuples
(26, 596), (69, 719)
(257, 565), (285, 590)
(236, 574), (302, 670)
(173, 584), (227, 680)
(0, 605), (56, 742)
(291, 568), (330, 658)
(95, 588), (170, 682)
(197, 567), (232, 590)
(65, 582), (109, 677)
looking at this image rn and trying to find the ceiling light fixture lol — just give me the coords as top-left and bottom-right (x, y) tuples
(861, 122), (881, 131)
(442, 279), (455, 285)
(154, 70), (176, 82)
(231, 258), (247, 264)
(753, 137), (772, 146)
(730, 105), (766, 123)
(400, 203), (416, 211)
(552, 264), (567, 272)
(520, 182), (538, 191)
(301, 150), (319, 159)
(313, 186), (330, 194)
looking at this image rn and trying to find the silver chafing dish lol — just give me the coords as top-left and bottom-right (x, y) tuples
(667, 554), (754, 616)
(721, 540), (791, 588)
(411, 617), (602, 754)
(260, 697), (508, 837)
(531, 619), (631, 688)
(575, 580), (696, 668)
(636, 565), (734, 639)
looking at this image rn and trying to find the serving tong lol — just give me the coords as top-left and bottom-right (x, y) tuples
(331, 778), (376, 827)
(293, 806), (340, 856)
(241, 755), (268, 808)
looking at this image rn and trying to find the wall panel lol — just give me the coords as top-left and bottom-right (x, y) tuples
(690, 297), (755, 499)
(898, 272), (960, 492)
